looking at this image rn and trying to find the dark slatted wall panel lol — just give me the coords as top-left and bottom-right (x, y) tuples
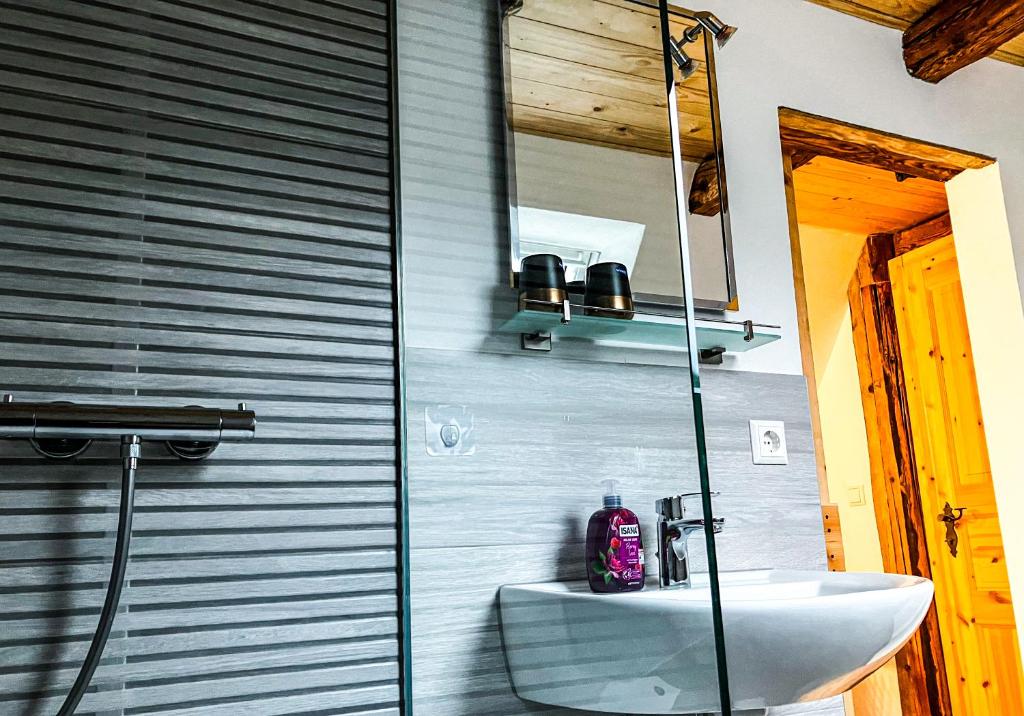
(0, 1), (401, 714)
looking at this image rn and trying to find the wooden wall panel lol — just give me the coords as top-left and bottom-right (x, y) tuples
(0, 1), (401, 714)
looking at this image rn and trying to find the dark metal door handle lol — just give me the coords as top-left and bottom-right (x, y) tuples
(938, 502), (966, 558)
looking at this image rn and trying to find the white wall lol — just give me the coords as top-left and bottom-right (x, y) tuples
(690, 0), (1024, 374)
(799, 225), (885, 573)
(800, 226), (903, 714)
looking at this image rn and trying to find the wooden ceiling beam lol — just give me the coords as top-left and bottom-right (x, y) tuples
(788, 148), (818, 170)
(688, 156), (721, 216)
(804, 1), (1024, 68)
(903, 0), (1024, 83)
(778, 108), (994, 182)
(781, 126), (959, 181)
(893, 211), (952, 254)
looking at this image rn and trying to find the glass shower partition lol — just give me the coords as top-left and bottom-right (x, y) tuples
(397, 0), (730, 713)
(657, 2), (733, 713)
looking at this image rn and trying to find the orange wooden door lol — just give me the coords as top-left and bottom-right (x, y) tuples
(890, 236), (1024, 714)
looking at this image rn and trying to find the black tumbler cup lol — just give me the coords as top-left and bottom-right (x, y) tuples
(519, 254), (568, 312)
(584, 262), (634, 319)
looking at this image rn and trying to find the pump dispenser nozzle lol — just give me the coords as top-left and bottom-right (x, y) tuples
(600, 478), (622, 509)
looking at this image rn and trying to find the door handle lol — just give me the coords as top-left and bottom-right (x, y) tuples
(938, 502), (966, 558)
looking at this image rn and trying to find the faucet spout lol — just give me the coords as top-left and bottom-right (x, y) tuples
(681, 517), (724, 535)
(656, 493), (724, 589)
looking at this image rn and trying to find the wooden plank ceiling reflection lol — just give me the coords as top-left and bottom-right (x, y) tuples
(806, 0), (1024, 66)
(507, 0), (714, 160)
(793, 156), (949, 235)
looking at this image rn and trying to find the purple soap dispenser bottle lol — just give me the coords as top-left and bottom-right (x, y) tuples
(586, 479), (645, 593)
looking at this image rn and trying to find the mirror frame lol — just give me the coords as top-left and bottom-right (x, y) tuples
(498, 0), (738, 311)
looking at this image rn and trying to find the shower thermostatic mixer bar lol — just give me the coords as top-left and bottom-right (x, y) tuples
(0, 396), (257, 716)
(0, 395), (255, 457)
(0, 397), (256, 458)
(0, 398), (256, 441)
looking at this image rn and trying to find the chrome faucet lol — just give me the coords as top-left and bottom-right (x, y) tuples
(656, 492), (724, 589)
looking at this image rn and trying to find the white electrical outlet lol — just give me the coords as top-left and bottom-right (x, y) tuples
(749, 420), (788, 465)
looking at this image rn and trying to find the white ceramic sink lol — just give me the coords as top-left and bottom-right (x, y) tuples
(499, 569), (933, 714)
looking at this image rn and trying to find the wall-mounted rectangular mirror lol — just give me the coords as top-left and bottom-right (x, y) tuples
(500, 0), (736, 310)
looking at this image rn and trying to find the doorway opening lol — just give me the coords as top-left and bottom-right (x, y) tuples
(779, 108), (1024, 715)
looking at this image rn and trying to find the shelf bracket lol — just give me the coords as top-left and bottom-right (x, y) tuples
(521, 332), (552, 352)
(699, 346), (726, 365)
(516, 300), (567, 352)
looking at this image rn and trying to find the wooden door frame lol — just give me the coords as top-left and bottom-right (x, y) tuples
(779, 109), (994, 715)
(847, 222), (952, 716)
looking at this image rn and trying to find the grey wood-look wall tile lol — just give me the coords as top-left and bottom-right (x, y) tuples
(404, 350), (827, 715)
(397, 2), (834, 714)
(0, 1), (400, 714)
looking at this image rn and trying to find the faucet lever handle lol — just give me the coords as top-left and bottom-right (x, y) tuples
(656, 492), (721, 520)
(680, 491), (720, 501)
(680, 492), (720, 517)
(655, 496), (681, 520)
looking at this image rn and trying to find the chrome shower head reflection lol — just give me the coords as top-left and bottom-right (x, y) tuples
(668, 37), (699, 80)
(690, 11), (737, 48)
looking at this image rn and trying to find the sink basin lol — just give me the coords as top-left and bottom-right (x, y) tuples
(499, 569), (933, 713)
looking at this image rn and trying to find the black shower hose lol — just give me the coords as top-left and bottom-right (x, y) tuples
(56, 435), (140, 716)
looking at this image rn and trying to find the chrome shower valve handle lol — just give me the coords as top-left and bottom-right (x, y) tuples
(0, 396), (256, 716)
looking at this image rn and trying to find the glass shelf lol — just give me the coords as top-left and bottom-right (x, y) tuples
(500, 300), (781, 354)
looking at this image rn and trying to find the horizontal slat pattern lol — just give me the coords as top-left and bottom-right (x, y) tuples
(0, 1), (400, 714)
